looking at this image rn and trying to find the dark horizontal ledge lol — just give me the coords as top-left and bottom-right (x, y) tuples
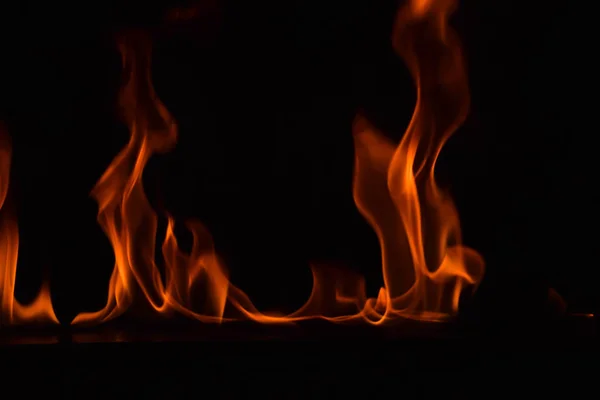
(1, 315), (596, 396)
(0, 312), (595, 346)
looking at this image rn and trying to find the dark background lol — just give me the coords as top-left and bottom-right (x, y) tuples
(0, 0), (596, 326)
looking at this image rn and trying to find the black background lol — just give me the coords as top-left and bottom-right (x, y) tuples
(0, 0), (596, 326)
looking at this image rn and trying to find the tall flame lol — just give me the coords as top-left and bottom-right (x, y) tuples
(0, 124), (58, 327)
(73, 0), (483, 326)
(72, 32), (230, 325)
(352, 0), (484, 320)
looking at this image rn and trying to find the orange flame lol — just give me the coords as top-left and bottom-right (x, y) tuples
(0, 124), (58, 327)
(73, 0), (483, 326)
(351, 0), (485, 320)
(72, 32), (230, 325)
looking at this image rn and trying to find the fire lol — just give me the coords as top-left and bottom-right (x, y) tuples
(0, 123), (58, 327)
(0, 0), (484, 329)
(72, 0), (483, 327)
(352, 0), (486, 320)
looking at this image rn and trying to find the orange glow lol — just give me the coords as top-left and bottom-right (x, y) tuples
(72, 0), (484, 327)
(165, 1), (216, 23)
(0, 124), (58, 327)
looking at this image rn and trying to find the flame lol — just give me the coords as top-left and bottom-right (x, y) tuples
(73, 0), (483, 327)
(0, 124), (58, 327)
(72, 32), (230, 325)
(351, 0), (485, 320)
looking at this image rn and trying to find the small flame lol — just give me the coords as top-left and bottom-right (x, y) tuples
(73, 0), (483, 326)
(0, 123), (58, 327)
